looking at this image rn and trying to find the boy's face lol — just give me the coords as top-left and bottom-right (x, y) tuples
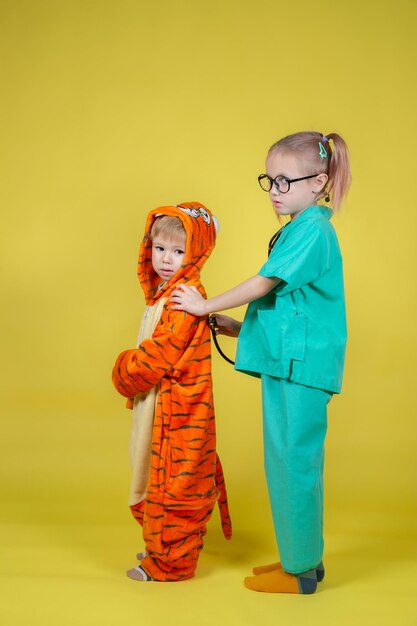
(151, 233), (186, 282)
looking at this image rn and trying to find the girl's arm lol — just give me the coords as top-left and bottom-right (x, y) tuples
(170, 274), (279, 316)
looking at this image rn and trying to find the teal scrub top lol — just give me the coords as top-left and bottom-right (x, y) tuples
(234, 205), (347, 394)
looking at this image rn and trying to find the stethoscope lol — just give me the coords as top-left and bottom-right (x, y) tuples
(209, 226), (285, 365)
(267, 225), (285, 256)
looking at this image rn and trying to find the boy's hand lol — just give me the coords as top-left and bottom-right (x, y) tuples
(170, 284), (207, 316)
(211, 314), (242, 338)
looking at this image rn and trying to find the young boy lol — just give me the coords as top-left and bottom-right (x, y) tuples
(112, 202), (232, 582)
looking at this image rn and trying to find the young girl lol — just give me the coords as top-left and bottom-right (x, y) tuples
(171, 131), (351, 594)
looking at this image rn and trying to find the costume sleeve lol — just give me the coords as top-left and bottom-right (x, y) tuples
(112, 308), (199, 398)
(259, 221), (328, 294)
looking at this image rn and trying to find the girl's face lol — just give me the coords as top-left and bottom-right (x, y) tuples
(265, 150), (327, 221)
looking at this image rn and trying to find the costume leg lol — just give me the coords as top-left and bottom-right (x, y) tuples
(140, 501), (213, 581)
(130, 500), (145, 526)
(128, 499), (210, 582)
(126, 501), (151, 581)
(261, 375), (331, 574)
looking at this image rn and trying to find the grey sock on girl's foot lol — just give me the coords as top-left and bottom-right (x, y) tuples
(316, 561), (325, 582)
(296, 568), (318, 594)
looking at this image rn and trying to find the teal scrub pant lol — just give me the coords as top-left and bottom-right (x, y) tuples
(261, 375), (331, 574)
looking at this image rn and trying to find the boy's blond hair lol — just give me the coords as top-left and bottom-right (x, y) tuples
(150, 216), (186, 242)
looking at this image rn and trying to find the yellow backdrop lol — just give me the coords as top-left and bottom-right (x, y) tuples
(1, 0), (416, 624)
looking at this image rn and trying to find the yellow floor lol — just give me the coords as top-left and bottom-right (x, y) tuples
(2, 401), (417, 625)
(2, 501), (416, 626)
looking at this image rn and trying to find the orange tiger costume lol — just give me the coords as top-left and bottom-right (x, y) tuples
(112, 202), (232, 582)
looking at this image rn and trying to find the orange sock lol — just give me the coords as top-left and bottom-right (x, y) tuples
(252, 561), (283, 575)
(253, 560), (325, 582)
(244, 568), (317, 594)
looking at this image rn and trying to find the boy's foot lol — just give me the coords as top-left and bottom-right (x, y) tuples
(244, 568), (317, 594)
(252, 560), (325, 582)
(127, 564), (153, 581)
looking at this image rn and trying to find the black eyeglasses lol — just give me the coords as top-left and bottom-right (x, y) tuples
(258, 173), (318, 193)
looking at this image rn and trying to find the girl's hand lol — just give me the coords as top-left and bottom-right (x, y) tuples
(170, 284), (207, 316)
(211, 314), (242, 338)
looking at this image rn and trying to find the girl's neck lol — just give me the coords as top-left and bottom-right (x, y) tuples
(290, 205), (312, 221)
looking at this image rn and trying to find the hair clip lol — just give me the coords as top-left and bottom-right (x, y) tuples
(321, 134), (329, 143)
(318, 142), (327, 159)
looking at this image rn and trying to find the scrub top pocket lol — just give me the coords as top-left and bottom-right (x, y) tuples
(257, 309), (307, 364)
(257, 309), (283, 361)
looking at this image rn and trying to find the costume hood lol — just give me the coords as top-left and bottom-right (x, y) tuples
(138, 201), (217, 305)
